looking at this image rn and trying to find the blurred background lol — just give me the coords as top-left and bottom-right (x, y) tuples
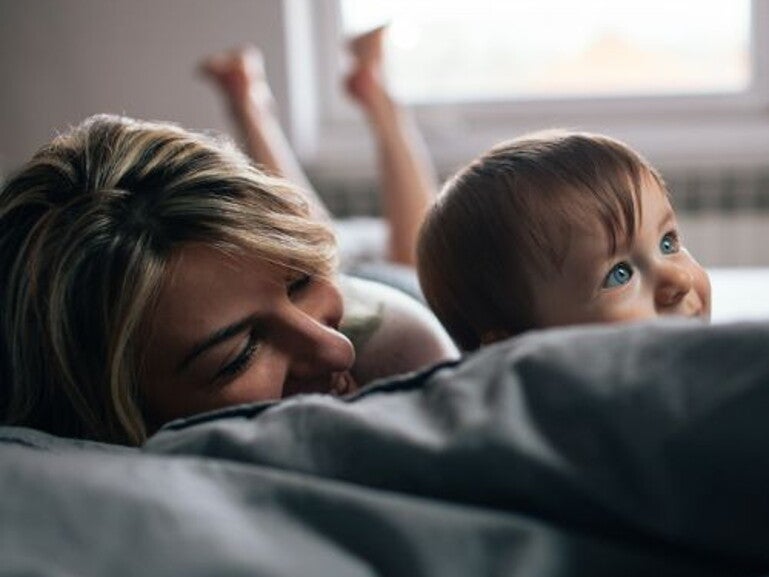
(2, 0), (769, 267)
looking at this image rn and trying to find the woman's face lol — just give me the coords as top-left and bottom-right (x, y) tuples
(140, 245), (356, 430)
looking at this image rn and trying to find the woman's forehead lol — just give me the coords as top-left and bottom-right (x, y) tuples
(149, 246), (282, 337)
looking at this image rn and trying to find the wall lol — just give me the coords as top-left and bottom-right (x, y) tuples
(0, 0), (291, 175)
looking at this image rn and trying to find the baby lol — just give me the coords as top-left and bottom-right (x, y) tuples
(417, 130), (711, 351)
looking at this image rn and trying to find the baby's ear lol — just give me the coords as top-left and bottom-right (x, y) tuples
(480, 329), (512, 345)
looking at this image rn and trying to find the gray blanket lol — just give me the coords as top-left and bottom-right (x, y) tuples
(3, 319), (769, 576)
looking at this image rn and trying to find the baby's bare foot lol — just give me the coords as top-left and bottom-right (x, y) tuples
(344, 26), (389, 109)
(200, 45), (274, 113)
(348, 25), (386, 65)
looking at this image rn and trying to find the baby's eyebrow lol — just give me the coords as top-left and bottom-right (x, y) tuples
(605, 227), (631, 259)
(657, 208), (676, 229)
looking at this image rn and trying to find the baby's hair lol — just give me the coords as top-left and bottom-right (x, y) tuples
(417, 130), (666, 351)
(0, 114), (337, 445)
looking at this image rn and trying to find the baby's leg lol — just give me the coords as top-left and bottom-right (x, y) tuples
(201, 46), (331, 222)
(344, 26), (439, 266)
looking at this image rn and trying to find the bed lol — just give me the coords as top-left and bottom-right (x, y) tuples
(709, 268), (769, 323)
(2, 268), (769, 577)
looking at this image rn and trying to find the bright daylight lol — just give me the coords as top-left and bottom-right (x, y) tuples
(343, 0), (751, 102)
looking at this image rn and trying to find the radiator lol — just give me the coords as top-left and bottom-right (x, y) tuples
(667, 169), (769, 267)
(316, 168), (769, 268)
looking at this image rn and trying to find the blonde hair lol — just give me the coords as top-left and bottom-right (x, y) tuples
(417, 130), (665, 351)
(0, 114), (337, 445)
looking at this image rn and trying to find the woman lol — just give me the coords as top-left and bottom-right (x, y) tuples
(0, 114), (457, 445)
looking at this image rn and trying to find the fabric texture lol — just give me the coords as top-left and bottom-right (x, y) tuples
(3, 319), (769, 576)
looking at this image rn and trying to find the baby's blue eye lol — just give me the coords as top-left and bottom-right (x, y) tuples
(603, 263), (633, 288)
(660, 232), (680, 255)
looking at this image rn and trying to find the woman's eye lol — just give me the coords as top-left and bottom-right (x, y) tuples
(288, 273), (312, 297)
(218, 331), (260, 380)
(603, 262), (634, 288)
(660, 231), (680, 255)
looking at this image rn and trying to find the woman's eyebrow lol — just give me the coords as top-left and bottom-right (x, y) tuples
(177, 316), (255, 373)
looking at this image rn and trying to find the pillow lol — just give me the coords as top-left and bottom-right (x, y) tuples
(148, 318), (769, 570)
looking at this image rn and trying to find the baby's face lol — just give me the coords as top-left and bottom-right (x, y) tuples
(529, 178), (711, 329)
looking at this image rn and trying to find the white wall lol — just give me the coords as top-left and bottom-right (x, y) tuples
(0, 0), (293, 175)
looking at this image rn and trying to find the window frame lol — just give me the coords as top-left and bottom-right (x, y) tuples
(303, 0), (769, 174)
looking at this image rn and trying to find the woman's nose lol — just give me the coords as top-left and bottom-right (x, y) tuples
(655, 262), (694, 310)
(286, 319), (356, 380)
(281, 280), (356, 392)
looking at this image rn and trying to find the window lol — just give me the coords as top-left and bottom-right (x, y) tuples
(305, 0), (769, 172)
(341, 0), (751, 103)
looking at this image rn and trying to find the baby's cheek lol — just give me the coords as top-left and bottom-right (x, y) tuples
(590, 294), (659, 324)
(602, 308), (657, 324)
(683, 250), (711, 293)
(694, 268), (712, 319)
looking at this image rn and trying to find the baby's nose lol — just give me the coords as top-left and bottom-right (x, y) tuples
(655, 263), (693, 309)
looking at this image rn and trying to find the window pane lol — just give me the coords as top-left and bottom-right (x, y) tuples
(341, 0), (751, 103)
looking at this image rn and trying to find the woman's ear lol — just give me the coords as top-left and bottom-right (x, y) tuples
(480, 329), (511, 345)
